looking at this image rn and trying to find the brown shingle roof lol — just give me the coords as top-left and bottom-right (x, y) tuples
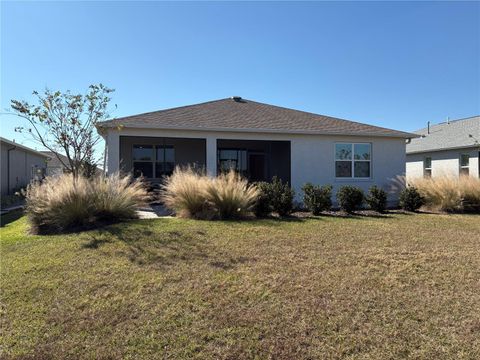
(98, 98), (416, 138)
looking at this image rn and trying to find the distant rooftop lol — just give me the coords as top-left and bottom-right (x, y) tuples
(0, 137), (50, 158)
(406, 116), (480, 154)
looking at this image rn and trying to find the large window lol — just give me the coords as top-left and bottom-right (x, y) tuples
(335, 143), (371, 178)
(133, 144), (175, 178)
(460, 154), (470, 176)
(217, 149), (247, 176)
(424, 157), (432, 178)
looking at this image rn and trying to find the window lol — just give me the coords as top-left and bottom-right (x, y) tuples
(155, 146), (175, 177)
(133, 145), (153, 178)
(424, 157), (432, 178)
(132, 144), (175, 178)
(460, 154), (470, 176)
(335, 143), (371, 178)
(217, 149), (247, 176)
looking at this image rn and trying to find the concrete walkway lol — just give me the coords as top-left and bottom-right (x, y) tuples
(137, 204), (174, 219)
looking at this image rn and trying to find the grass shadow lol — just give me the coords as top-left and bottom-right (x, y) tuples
(83, 221), (215, 268)
(0, 209), (24, 227)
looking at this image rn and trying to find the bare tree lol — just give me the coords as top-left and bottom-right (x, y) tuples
(11, 84), (114, 179)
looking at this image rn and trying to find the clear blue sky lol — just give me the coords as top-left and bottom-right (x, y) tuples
(1, 1), (479, 153)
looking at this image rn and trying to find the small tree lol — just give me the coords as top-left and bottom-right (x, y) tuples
(11, 84), (114, 179)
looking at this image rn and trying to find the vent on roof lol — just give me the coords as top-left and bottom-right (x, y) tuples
(231, 96), (242, 102)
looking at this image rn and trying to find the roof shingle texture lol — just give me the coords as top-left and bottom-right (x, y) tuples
(98, 98), (415, 138)
(406, 116), (480, 154)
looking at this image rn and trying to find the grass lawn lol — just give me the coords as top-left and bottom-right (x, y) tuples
(1, 211), (480, 359)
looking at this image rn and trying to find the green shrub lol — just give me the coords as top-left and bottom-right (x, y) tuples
(336, 186), (364, 213)
(366, 185), (387, 213)
(25, 174), (148, 234)
(205, 171), (259, 219)
(399, 186), (425, 212)
(302, 183), (332, 215)
(269, 177), (295, 216)
(253, 182), (272, 217)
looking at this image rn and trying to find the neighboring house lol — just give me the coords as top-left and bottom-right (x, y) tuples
(97, 97), (417, 204)
(0, 137), (49, 195)
(40, 151), (70, 176)
(406, 116), (480, 179)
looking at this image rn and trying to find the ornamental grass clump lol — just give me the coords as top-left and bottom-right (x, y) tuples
(205, 171), (259, 219)
(410, 175), (480, 212)
(25, 174), (148, 234)
(161, 167), (212, 219)
(161, 167), (259, 220)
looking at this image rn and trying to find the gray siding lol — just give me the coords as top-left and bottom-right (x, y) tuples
(406, 147), (480, 179)
(1, 143), (47, 195)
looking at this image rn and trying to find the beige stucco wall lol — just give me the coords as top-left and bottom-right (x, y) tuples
(1, 143), (48, 195)
(105, 128), (407, 204)
(406, 147), (479, 180)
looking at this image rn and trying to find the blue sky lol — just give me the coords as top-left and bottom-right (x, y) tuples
(1, 1), (479, 153)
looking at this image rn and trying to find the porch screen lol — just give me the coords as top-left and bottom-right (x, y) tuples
(133, 144), (175, 178)
(217, 149), (247, 176)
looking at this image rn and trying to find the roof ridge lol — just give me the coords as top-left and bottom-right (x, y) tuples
(437, 115), (480, 125)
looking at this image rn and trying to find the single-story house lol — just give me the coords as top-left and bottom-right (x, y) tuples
(406, 116), (479, 179)
(97, 97), (417, 204)
(0, 137), (49, 195)
(40, 151), (70, 177)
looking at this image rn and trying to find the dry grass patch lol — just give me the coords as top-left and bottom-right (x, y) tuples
(1, 213), (480, 359)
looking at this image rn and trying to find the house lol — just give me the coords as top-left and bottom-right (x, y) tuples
(0, 137), (49, 195)
(97, 97), (416, 204)
(406, 116), (480, 179)
(40, 151), (70, 176)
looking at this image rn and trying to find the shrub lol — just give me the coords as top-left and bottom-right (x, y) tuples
(302, 183), (332, 215)
(269, 177), (295, 216)
(204, 171), (259, 219)
(161, 167), (213, 219)
(252, 182), (272, 217)
(399, 186), (425, 212)
(336, 186), (364, 213)
(410, 176), (480, 212)
(25, 174), (148, 233)
(366, 185), (387, 213)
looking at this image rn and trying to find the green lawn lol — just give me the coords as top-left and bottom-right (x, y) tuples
(1, 212), (480, 359)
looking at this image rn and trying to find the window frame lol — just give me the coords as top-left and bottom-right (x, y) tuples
(424, 156), (432, 178)
(132, 145), (154, 178)
(334, 142), (372, 180)
(132, 144), (175, 179)
(459, 154), (470, 176)
(217, 148), (248, 176)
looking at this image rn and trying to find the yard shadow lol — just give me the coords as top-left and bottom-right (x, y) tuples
(0, 210), (24, 227)
(81, 220), (256, 270)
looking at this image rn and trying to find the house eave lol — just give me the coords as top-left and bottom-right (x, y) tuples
(406, 144), (479, 155)
(96, 123), (417, 139)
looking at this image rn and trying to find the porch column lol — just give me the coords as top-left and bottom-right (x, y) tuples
(106, 131), (120, 175)
(206, 136), (217, 176)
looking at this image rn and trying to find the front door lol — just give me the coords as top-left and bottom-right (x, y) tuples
(248, 153), (266, 182)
